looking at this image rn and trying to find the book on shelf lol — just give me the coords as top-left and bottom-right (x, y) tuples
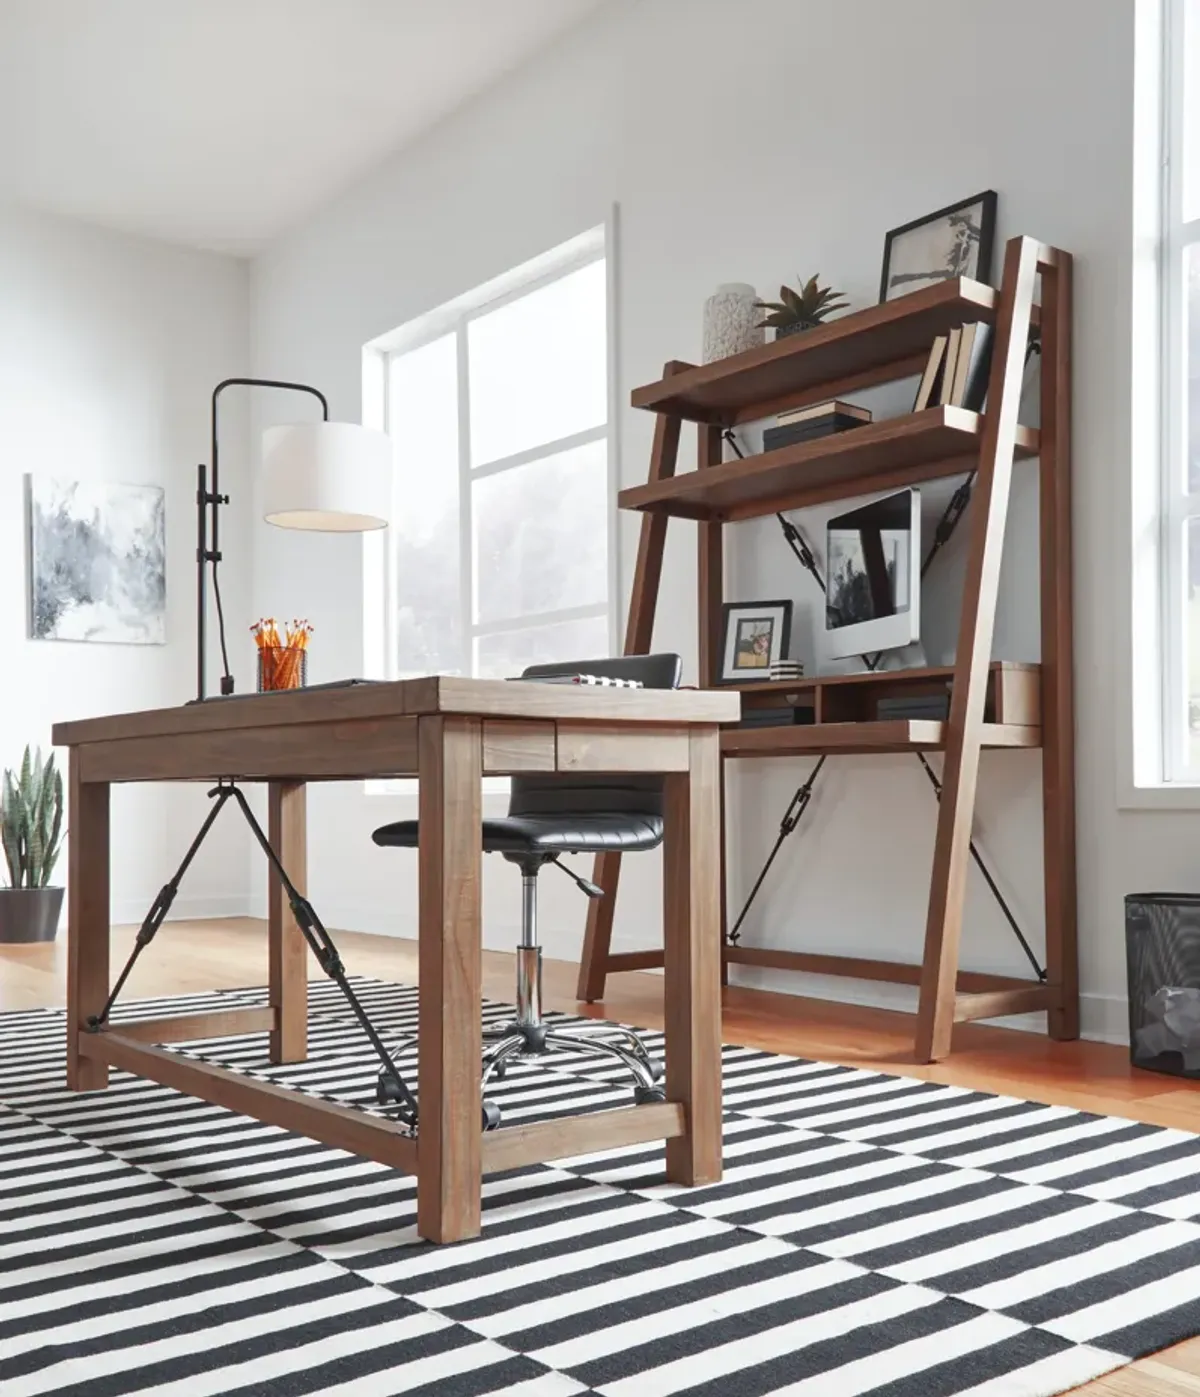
(913, 324), (993, 414)
(951, 322), (993, 411)
(876, 694), (951, 720)
(736, 707), (806, 729)
(763, 419), (861, 452)
(913, 334), (948, 411)
(938, 327), (963, 406)
(763, 406), (871, 454)
(776, 400), (872, 428)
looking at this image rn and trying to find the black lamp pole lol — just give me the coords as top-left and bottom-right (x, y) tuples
(196, 377), (329, 702)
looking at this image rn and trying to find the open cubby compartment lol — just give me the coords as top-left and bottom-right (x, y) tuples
(823, 671), (954, 724)
(737, 684), (817, 720)
(820, 663), (1040, 726)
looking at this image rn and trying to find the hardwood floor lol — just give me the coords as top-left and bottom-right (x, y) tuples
(5, 914), (1200, 1395)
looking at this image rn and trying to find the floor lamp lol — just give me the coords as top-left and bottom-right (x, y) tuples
(88, 378), (429, 1127)
(196, 376), (391, 701)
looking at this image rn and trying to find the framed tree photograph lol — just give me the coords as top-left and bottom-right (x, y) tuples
(718, 600), (792, 683)
(878, 190), (997, 302)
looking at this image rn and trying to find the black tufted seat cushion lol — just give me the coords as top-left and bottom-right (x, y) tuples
(372, 811), (664, 856)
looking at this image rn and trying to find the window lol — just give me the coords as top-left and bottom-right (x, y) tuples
(363, 232), (613, 693)
(1161, 0), (1200, 780)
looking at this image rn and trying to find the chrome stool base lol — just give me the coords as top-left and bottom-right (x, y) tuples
(481, 875), (665, 1121)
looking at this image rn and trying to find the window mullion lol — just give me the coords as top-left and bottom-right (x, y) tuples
(472, 602), (611, 640)
(471, 424), (608, 481)
(1170, 491), (1200, 523)
(457, 322), (474, 676)
(1163, 0), (1189, 780)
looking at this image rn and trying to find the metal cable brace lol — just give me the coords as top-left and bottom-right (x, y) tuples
(915, 754), (1046, 981)
(86, 781), (422, 1129)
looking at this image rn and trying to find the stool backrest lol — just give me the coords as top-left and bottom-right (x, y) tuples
(508, 653), (683, 820)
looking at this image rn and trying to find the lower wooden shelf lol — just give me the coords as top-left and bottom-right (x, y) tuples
(722, 946), (1058, 1024)
(617, 946), (1060, 1026)
(721, 719), (1042, 758)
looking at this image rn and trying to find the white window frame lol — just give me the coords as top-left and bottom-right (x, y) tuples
(1162, 0), (1200, 783)
(361, 220), (619, 792)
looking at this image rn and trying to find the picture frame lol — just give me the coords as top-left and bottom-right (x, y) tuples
(878, 190), (997, 303)
(718, 600), (793, 684)
(26, 476), (166, 645)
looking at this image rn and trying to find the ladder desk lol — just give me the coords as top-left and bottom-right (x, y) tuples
(578, 235), (1076, 1064)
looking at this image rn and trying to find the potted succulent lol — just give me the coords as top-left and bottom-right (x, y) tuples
(0, 747), (65, 943)
(756, 274), (850, 338)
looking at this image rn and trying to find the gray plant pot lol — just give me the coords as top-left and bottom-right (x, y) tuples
(0, 887), (64, 943)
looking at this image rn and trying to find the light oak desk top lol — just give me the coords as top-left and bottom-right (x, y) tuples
(52, 676), (739, 1243)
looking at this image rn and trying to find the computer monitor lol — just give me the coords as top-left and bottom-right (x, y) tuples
(825, 487), (921, 659)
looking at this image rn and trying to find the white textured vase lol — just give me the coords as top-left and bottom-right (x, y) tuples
(702, 283), (764, 363)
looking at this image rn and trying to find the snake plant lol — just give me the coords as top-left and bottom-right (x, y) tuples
(1, 747), (65, 889)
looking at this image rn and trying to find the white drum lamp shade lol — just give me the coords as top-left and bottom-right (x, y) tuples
(261, 421), (392, 532)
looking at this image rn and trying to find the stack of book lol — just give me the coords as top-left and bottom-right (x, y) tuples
(913, 322), (993, 412)
(737, 707), (810, 729)
(762, 400), (871, 453)
(876, 693), (951, 721)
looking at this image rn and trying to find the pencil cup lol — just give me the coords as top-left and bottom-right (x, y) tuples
(257, 646), (308, 692)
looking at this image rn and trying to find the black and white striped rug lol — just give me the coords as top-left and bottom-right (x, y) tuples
(2, 978), (1200, 1396)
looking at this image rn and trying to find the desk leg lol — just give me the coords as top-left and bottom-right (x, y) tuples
(663, 727), (722, 1186)
(67, 755), (109, 1091)
(268, 782), (308, 1065)
(417, 715), (483, 1243)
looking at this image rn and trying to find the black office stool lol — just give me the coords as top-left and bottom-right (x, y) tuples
(372, 653), (679, 1125)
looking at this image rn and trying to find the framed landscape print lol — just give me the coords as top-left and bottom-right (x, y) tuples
(719, 599), (792, 683)
(879, 190), (997, 302)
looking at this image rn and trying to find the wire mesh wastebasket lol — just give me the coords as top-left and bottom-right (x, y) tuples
(1126, 892), (1200, 1077)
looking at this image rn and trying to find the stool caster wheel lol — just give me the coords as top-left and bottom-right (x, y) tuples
(493, 1062), (508, 1081)
(482, 1100), (503, 1131)
(633, 1084), (667, 1105)
(650, 1059), (664, 1082)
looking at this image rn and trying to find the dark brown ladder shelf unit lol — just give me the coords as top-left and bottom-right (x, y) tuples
(576, 236), (1076, 1063)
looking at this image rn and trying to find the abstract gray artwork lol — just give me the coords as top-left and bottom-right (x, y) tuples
(27, 477), (166, 644)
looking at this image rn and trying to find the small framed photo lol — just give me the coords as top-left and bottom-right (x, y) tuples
(879, 190), (997, 302)
(719, 600), (793, 684)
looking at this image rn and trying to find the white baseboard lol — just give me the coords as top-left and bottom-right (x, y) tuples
(109, 894), (254, 927)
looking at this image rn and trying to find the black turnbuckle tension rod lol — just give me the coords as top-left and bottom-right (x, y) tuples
(86, 781), (421, 1129)
(727, 757), (826, 945)
(722, 429), (1039, 974)
(915, 754), (1045, 981)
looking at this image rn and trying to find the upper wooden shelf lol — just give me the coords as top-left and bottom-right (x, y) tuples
(618, 407), (1040, 522)
(631, 277), (1033, 425)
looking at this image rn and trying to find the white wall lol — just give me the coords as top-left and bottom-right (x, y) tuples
(1, 204), (253, 924)
(250, 0), (1153, 1039)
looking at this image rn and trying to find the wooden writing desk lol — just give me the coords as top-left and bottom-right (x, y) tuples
(52, 676), (738, 1243)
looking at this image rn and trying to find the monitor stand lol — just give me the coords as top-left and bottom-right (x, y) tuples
(872, 640), (928, 672)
